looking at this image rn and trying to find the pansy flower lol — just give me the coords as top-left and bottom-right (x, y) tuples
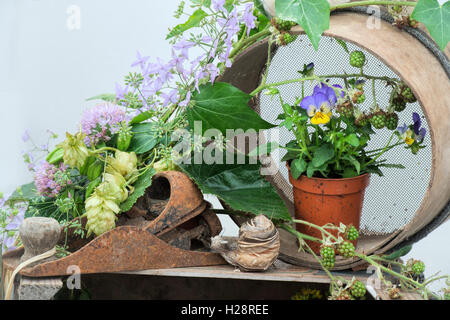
(313, 83), (345, 106)
(397, 123), (415, 145)
(412, 112), (426, 143)
(397, 112), (427, 146)
(300, 92), (333, 125)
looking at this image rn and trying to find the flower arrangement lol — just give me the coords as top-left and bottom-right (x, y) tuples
(1, 0), (448, 300)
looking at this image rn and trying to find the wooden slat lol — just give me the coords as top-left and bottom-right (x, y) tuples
(116, 259), (370, 285)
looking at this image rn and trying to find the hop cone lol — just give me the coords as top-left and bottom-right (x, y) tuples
(107, 151), (138, 182)
(58, 132), (89, 169)
(85, 189), (120, 237)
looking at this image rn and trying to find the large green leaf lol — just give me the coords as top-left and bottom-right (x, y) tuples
(7, 182), (38, 204)
(412, 0), (450, 50)
(128, 123), (159, 154)
(166, 8), (208, 39)
(179, 153), (291, 221)
(187, 82), (275, 136)
(120, 167), (156, 212)
(275, 0), (330, 50)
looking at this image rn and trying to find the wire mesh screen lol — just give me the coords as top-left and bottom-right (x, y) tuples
(258, 35), (432, 236)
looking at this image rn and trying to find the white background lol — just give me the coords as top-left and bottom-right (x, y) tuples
(0, 0), (448, 294)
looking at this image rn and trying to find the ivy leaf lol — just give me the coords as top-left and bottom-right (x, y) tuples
(179, 152), (292, 222)
(187, 82), (275, 136)
(275, 0), (330, 50)
(166, 8), (208, 39)
(412, 0), (450, 50)
(120, 167), (156, 212)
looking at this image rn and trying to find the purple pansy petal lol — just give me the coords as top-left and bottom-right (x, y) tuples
(313, 93), (330, 109)
(412, 112), (421, 135)
(300, 95), (316, 111)
(397, 123), (408, 135)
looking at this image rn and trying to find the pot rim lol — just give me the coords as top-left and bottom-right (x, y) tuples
(286, 162), (371, 182)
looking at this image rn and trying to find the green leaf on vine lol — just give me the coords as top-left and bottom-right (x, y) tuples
(411, 0), (450, 50)
(187, 82), (275, 136)
(275, 0), (330, 50)
(179, 152), (292, 221)
(120, 167), (156, 212)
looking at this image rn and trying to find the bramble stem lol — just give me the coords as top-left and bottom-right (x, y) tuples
(330, 1), (417, 11)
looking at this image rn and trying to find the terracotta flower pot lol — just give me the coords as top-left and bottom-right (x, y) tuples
(287, 164), (370, 255)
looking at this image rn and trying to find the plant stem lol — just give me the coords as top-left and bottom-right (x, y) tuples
(251, 73), (399, 96)
(279, 224), (322, 243)
(365, 132), (396, 166)
(330, 1), (417, 12)
(229, 28), (272, 60)
(292, 219), (339, 242)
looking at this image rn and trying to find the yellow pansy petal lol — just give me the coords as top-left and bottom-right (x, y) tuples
(311, 112), (330, 125)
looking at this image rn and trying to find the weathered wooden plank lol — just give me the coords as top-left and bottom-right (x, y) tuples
(117, 259), (371, 285)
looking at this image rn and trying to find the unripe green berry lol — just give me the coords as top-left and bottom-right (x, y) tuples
(350, 280), (366, 298)
(349, 50), (366, 68)
(345, 226), (359, 241)
(338, 241), (355, 258)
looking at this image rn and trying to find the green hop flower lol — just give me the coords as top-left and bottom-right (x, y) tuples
(350, 280), (366, 298)
(338, 241), (355, 258)
(58, 132), (90, 169)
(153, 158), (179, 173)
(107, 151), (138, 182)
(349, 50), (366, 68)
(85, 189), (120, 237)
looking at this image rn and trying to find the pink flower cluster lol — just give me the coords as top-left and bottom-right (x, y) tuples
(80, 103), (127, 147)
(34, 161), (71, 198)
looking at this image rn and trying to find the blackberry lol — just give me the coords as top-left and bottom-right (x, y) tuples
(335, 291), (353, 300)
(385, 112), (399, 130)
(391, 98), (407, 112)
(349, 50), (366, 68)
(412, 260), (425, 275)
(320, 246), (335, 260)
(356, 93), (366, 104)
(345, 225), (359, 241)
(321, 257), (335, 269)
(355, 113), (369, 127)
(370, 111), (387, 129)
(272, 18), (296, 31)
(278, 33), (297, 46)
(350, 280), (366, 298)
(400, 85), (417, 103)
(338, 241), (355, 258)
(336, 101), (354, 118)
